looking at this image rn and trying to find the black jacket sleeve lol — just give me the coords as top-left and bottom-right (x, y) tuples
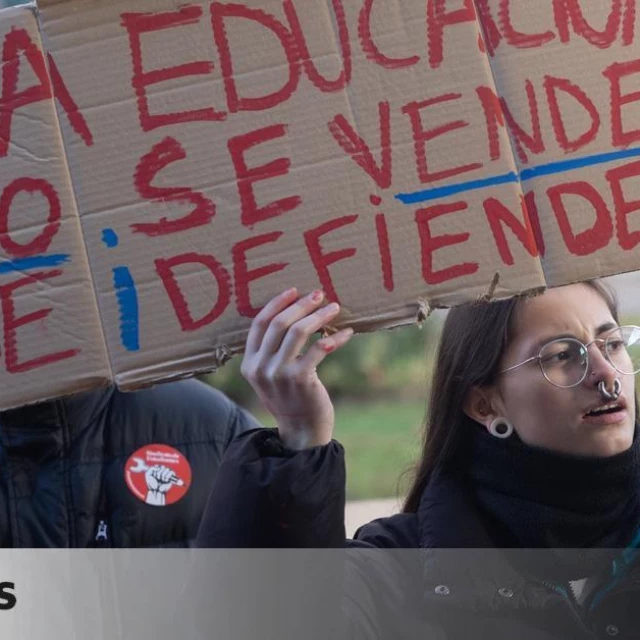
(196, 428), (347, 548)
(193, 429), (435, 638)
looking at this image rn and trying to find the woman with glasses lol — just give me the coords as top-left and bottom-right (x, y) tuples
(198, 281), (640, 639)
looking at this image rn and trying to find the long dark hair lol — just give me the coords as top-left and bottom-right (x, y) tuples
(402, 280), (620, 513)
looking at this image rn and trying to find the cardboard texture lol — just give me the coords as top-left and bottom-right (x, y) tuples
(0, 3), (109, 408)
(1, 0), (639, 407)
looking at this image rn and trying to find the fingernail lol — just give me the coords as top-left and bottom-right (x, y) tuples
(326, 302), (340, 313)
(283, 287), (297, 297)
(320, 341), (336, 354)
(311, 290), (324, 303)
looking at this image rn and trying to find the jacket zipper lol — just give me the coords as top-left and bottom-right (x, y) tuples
(94, 519), (109, 548)
(540, 580), (596, 638)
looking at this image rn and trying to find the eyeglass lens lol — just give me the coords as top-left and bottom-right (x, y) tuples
(538, 327), (640, 388)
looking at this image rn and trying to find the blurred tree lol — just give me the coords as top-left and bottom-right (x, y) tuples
(202, 318), (441, 408)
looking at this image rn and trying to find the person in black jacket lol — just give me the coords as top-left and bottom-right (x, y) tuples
(197, 282), (640, 639)
(0, 378), (260, 547)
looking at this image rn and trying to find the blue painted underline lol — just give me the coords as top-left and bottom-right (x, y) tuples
(0, 254), (70, 274)
(396, 145), (640, 205)
(396, 172), (518, 205)
(113, 266), (140, 352)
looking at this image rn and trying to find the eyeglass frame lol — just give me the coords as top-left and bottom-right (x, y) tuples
(498, 325), (640, 389)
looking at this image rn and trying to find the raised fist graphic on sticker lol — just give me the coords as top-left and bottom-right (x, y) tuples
(125, 444), (192, 506)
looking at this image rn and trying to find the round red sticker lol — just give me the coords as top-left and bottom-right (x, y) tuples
(124, 444), (192, 507)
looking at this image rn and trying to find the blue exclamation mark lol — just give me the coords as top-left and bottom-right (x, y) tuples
(102, 229), (140, 352)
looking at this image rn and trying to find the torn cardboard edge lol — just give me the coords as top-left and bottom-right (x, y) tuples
(113, 283), (548, 390)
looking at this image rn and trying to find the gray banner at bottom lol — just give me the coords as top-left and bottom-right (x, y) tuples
(0, 549), (633, 639)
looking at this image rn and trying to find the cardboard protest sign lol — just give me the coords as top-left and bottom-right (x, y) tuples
(0, 4), (109, 408)
(1, 0), (640, 408)
(479, 1), (640, 285)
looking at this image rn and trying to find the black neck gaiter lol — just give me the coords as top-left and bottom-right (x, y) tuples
(466, 420), (640, 580)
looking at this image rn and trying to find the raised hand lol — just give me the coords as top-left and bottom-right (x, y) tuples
(241, 288), (353, 450)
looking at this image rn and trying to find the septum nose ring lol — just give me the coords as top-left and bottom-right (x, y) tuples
(598, 378), (622, 401)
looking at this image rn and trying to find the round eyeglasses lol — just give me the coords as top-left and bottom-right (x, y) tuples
(499, 326), (640, 389)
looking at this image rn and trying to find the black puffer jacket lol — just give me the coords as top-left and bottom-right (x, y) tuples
(0, 379), (259, 547)
(198, 430), (640, 639)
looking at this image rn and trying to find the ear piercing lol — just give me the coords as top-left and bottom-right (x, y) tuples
(489, 417), (514, 439)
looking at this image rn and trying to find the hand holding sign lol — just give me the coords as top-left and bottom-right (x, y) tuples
(241, 288), (353, 451)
